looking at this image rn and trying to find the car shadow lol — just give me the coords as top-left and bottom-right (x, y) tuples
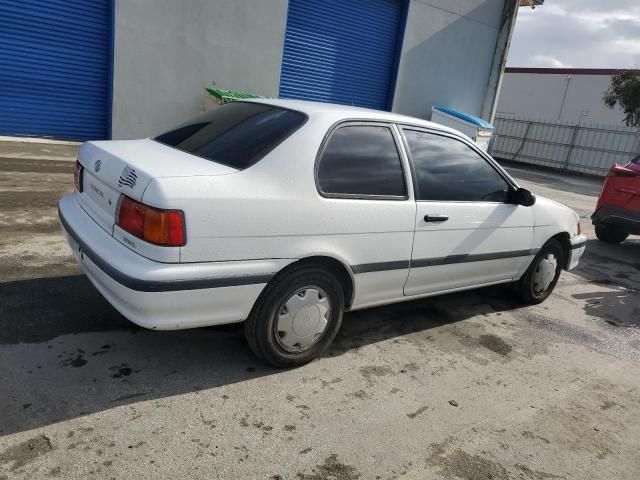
(330, 286), (519, 356)
(0, 274), (522, 436)
(570, 238), (640, 288)
(566, 237), (640, 327)
(572, 289), (639, 327)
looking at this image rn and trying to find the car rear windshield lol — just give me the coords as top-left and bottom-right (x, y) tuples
(153, 102), (307, 170)
(632, 154), (640, 165)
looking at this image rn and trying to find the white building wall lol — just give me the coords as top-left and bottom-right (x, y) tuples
(497, 71), (628, 126)
(111, 0), (289, 139)
(393, 0), (506, 120)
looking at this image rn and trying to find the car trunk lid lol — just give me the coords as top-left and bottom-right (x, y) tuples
(77, 138), (237, 234)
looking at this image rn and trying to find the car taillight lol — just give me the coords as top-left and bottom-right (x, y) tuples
(73, 160), (83, 192)
(608, 164), (639, 178)
(116, 196), (185, 247)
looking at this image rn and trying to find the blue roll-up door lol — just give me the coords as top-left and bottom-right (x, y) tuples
(279, 0), (404, 111)
(0, 0), (112, 140)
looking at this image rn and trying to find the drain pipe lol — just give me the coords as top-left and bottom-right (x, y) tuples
(481, 0), (520, 123)
(557, 74), (572, 120)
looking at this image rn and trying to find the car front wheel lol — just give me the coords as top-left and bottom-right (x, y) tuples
(244, 264), (344, 367)
(517, 239), (564, 305)
(595, 224), (628, 244)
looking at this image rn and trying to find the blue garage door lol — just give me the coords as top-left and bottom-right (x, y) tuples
(0, 0), (112, 140)
(279, 0), (405, 111)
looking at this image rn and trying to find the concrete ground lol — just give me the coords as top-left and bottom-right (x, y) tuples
(1, 141), (639, 480)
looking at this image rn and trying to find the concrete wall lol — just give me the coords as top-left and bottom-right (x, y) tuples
(392, 0), (506, 120)
(497, 72), (627, 126)
(111, 0), (288, 139)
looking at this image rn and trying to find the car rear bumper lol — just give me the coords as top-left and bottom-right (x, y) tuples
(567, 234), (587, 270)
(58, 194), (293, 330)
(592, 205), (640, 235)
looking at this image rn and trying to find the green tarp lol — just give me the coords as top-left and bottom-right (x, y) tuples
(205, 87), (263, 104)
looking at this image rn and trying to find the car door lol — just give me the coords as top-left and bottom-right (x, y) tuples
(400, 127), (534, 296)
(315, 122), (416, 308)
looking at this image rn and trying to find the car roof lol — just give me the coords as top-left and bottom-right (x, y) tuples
(246, 98), (463, 137)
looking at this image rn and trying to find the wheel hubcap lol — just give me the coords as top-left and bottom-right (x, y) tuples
(274, 287), (331, 353)
(533, 253), (557, 294)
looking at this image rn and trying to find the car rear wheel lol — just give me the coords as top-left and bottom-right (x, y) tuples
(517, 239), (564, 305)
(595, 224), (628, 244)
(244, 265), (344, 367)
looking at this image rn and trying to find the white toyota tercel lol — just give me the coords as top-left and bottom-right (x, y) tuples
(59, 99), (586, 366)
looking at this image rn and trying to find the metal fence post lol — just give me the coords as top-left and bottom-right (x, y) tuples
(511, 121), (532, 162)
(563, 123), (580, 170)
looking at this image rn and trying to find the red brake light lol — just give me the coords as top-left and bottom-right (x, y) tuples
(117, 196), (185, 247)
(73, 161), (83, 192)
(609, 164), (639, 178)
(117, 196), (145, 238)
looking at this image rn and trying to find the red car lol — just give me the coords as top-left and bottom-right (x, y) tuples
(592, 155), (640, 244)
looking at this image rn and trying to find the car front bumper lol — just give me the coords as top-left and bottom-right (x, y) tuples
(58, 194), (293, 330)
(567, 234), (587, 270)
(592, 205), (640, 235)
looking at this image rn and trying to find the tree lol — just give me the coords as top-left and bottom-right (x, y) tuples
(603, 70), (640, 128)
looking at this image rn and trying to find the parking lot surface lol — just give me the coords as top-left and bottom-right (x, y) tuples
(1, 142), (639, 479)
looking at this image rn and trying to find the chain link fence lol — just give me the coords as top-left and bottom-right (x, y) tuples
(492, 114), (640, 176)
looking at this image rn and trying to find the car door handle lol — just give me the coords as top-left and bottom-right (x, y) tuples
(424, 214), (449, 222)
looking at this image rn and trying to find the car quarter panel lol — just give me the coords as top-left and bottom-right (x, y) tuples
(59, 194), (294, 329)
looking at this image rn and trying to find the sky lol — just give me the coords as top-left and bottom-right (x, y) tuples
(507, 0), (640, 68)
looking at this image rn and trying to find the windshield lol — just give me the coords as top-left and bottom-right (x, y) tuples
(153, 102), (307, 170)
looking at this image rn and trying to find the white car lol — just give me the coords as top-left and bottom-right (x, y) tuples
(59, 99), (586, 366)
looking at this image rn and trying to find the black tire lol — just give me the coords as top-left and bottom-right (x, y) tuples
(517, 239), (565, 305)
(244, 264), (344, 368)
(595, 224), (628, 244)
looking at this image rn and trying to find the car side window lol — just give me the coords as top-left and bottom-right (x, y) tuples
(403, 129), (510, 202)
(317, 125), (407, 198)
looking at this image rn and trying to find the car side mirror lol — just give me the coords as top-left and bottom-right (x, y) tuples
(512, 187), (536, 207)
